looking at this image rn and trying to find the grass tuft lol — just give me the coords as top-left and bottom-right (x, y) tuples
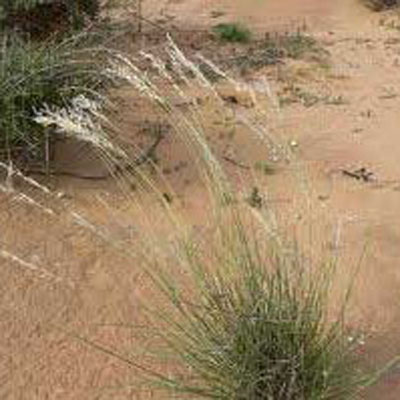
(213, 23), (252, 43)
(142, 217), (370, 400)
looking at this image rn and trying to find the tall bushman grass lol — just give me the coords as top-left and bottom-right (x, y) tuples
(31, 36), (390, 398)
(140, 216), (368, 400)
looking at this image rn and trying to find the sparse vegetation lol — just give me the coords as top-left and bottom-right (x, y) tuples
(269, 33), (325, 60)
(213, 22), (252, 43)
(279, 85), (347, 108)
(222, 32), (328, 75)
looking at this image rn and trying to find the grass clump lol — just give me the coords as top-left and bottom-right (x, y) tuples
(0, 33), (117, 165)
(142, 218), (369, 400)
(213, 22), (252, 43)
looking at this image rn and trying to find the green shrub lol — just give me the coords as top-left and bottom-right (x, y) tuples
(0, 33), (116, 165)
(213, 22), (251, 43)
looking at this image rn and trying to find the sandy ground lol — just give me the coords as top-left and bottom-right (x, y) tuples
(2, 0), (400, 398)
